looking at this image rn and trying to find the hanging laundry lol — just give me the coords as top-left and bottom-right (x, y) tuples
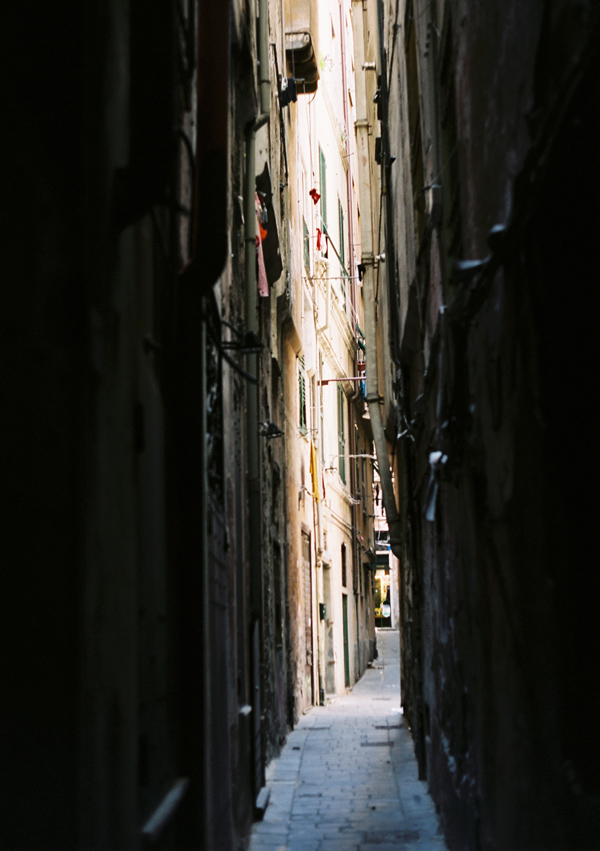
(316, 227), (322, 251)
(257, 236), (269, 297)
(255, 193), (269, 297)
(310, 441), (321, 502)
(257, 192), (268, 223)
(309, 188), (320, 204)
(255, 193), (268, 242)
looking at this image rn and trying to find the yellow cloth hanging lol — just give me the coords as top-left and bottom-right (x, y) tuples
(310, 441), (321, 502)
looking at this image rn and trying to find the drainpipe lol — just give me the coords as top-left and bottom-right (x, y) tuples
(199, 315), (211, 848)
(312, 336), (326, 705)
(314, 282), (327, 705)
(352, 0), (402, 560)
(245, 0), (271, 798)
(258, 0), (270, 116)
(244, 0), (271, 613)
(245, 121), (267, 611)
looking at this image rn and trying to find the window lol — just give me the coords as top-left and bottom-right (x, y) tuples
(341, 543), (347, 587)
(359, 550), (363, 597)
(319, 146), (327, 231)
(337, 384), (346, 483)
(303, 217), (310, 272)
(338, 196), (347, 309)
(298, 355), (307, 435)
(362, 456), (367, 516)
(338, 197), (345, 269)
(302, 531), (313, 670)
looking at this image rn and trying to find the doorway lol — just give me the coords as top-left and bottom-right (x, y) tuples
(324, 565), (335, 694)
(342, 594), (350, 688)
(302, 531), (314, 705)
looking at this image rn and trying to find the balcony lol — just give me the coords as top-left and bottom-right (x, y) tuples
(285, 0), (319, 93)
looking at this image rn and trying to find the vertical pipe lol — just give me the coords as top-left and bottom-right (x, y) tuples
(244, 126), (264, 801)
(258, 0), (270, 115)
(199, 314), (211, 848)
(244, 117), (270, 616)
(244, 0), (271, 795)
(311, 370), (326, 705)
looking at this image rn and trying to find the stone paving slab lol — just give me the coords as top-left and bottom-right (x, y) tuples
(248, 630), (447, 851)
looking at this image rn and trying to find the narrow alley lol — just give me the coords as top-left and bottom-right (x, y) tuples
(250, 630), (446, 851)
(3, 0), (600, 849)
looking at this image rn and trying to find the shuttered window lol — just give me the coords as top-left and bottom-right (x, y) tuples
(337, 383), (346, 483)
(299, 355), (307, 435)
(338, 197), (346, 310)
(338, 197), (345, 269)
(319, 147), (327, 230)
(362, 456), (367, 516)
(303, 217), (310, 272)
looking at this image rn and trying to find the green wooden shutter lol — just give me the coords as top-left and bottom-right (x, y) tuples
(303, 217), (310, 272)
(337, 384), (346, 483)
(338, 197), (346, 309)
(299, 356), (307, 435)
(338, 197), (345, 268)
(319, 147), (327, 230)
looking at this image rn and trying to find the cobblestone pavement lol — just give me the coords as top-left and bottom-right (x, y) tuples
(249, 629), (448, 851)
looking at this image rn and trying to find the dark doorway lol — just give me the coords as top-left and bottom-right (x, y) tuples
(342, 594), (350, 688)
(302, 531), (314, 705)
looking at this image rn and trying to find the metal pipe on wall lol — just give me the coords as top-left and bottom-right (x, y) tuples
(244, 0), (271, 800)
(258, 0), (270, 115)
(199, 316), (211, 849)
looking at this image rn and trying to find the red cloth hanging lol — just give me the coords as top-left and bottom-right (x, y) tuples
(257, 238), (268, 297)
(255, 193), (269, 297)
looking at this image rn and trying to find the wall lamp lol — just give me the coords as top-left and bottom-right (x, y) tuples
(259, 421), (284, 439)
